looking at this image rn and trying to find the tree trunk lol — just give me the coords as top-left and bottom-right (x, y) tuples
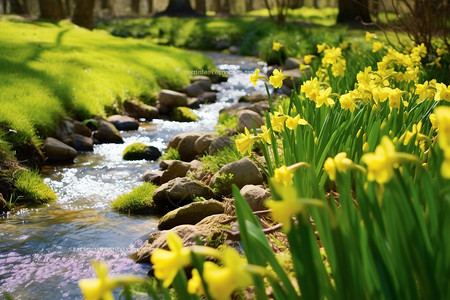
(131, 0), (139, 14)
(337, 0), (371, 23)
(159, 0), (197, 16)
(39, 0), (66, 20)
(72, 0), (95, 29)
(65, 0), (70, 17)
(195, 0), (205, 14)
(219, 0), (230, 15)
(10, 0), (28, 14)
(3, 0), (7, 13)
(101, 0), (114, 15)
(147, 0), (152, 13)
(289, 0), (303, 9)
(245, 0), (253, 11)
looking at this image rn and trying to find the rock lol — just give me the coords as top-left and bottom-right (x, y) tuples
(152, 177), (215, 212)
(208, 136), (233, 155)
(186, 160), (205, 181)
(177, 133), (202, 162)
(191, 76), (212, 91)
(283, 57), (301, 70)
(142, 170), (163, 185)
(229, 45), (239, 54)
(187, 98), (201, 109)
(211, 158), (263, 195)
(54, 117), (74, 141)
(12, 142), (45, 170)
(219, 103), (251, 115)
(158, 200), (225, 230)
(68, 134), (94, 152)
(216, 40), (230, 50)
(247, 101), (270, 116)
(144, 146), (162, 161)
(185, 83), (204, 97)
(237, 110), (265, 132)
(160, 160), (191, 184)
(123, 143), (161, 161)
(158, 90), (188, 107)
(156, 103), (170, 115)
(240, 185), (270, 211)
(198, 92), (217, 104)
(107, 115), (139, 131)
(43, 137), (77, 163)
(171, 107), (198, 122)
(93, 120), (124, 144)
(123, 100), (159, 121)
(209, 72), (228, 84)
(194, 133), (216, 155)
(248, 92), (267, 103)
(283, 68), (301, 89)
(160, 160), (175, 170)
(73, 120), (92, 137)
(167, 132), (191, 150)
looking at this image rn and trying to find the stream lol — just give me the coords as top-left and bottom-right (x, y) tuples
(0, 53), (268, 299)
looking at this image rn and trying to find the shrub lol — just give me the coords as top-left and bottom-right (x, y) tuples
(111, 182), (157, 214)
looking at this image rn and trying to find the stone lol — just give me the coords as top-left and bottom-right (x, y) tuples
(158, 200), (225, 230)
(73, 120), (92, 137)
(142, 170), (163, 185)
(123, 100), (159, 121)
(171, 107), (198, 122)
(69, 134), (94, 152)
(177, 133), (202, 162)
(93, 120), (124, 144)
(43, 137), (77, 163)
(208, 136), (233, 155)
(194, 133), (216, 155)
(185, 83), (204, 97)
(158, 89), (188, 107)
(160, 160), (191, 184)
(107, 115), (139, 131)
(123, 143), (161, 161)
(283, 68), (301, 89)
(160, 160), (175, 170)
(191, 76), (211, 91)
(247, 101), (270, 116)
(229, 45), (239, 54)
(237, 109), (264, 132)
(187, 160), (206, 181)
(197, 92), (217, 104)
(216, 40), (230, 50)
(211, 158), (263, 195)
(240, 185), (270, 211)
(156, 103), (170, 115)
(283, 57), (301, 70)
(144, 146), (162, 161)
(152, 177), (215, 213)
(54, 117), (74, 141)
(219, 103), (250, 115)
(187, 98), (201, 109)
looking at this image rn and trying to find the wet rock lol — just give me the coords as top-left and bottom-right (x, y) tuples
(123, 100), (159, 121)
(239, 92), (267, 103)
(240, 185), (270, 212)
(191, 76), (211, 91)
(93, 120), (124, 144)
(65, 134), (94, 152)
(219, 102), (250, 115)
(197, 92), (217, 104)
(194, 133), (216, 155)
(283, 68), (301, 89)
(54, 117), (74, 141)
(209, 72), (228, 84)
(216, 40), (230, 50)
(208, 136), (233, 155)
(247, 101), (270, 116)
(158, 90), (188, 107)
(123, 143), (161, 161)
(284, 57), (301, 70)
(211, 158), (263, 195)
(107, 115), (139, 131)
(160, 160), (191, 184)
(186, 160), (206, 181)
(158, 200), (225, 230)
(169, 133), (203, 162)
(156, 103), (170, 115)
(229, 45), (239, 54)
(43, 137), (77, 163)
(142, 170), (163, 185)
(152, 177), (215, 212)
(160, 160), (175, 170)
(73, 120), (92, 137)
(185, 83), (204, 97)
(187, 98), (201, 109)
(237, 109), (264, 132)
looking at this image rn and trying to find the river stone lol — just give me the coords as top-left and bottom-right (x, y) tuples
(240, 185), (270, 212)
(177, 133), (202, 162)
(152, 177), (215, 212)
(160, 160), (174, 170)
(186, 160), (205, 181)
(187, 98), (201, 109)
(142, 170), (163, 185)
(54, 117), (74, 141)
(283, 57), (301, 70)
(156, 103), (169, 115)
(194, 133), (216, 155)
(123, 100), (159, 121)
(283, 68), (301, 89)
(185, 83), (204, 97)
(93, 120), (124, 144)
(191, 76), (211, 91)
(144, 146), (162, 161)
(198, 92), (217, 104)
(73, 120), (92, 137)
(247, 101), (270, 116)
(208, 136), (233, 155)
(237, 109), (264, 132)
(107, 115), (139, 131)
(160, 160), (191, 184)
(211, 158), (263, 195)
(43, 137), (77, 163)
(167, 132), (190, 150)
(219, 102), (250, 115)
(158, 89), (188, 107)
(69, 134), (94, 152)
(158, 200), (225, 230)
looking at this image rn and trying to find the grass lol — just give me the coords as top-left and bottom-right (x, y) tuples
(161, 147), (181, 160)
(200, 144), (244, 173)
(215, 112), (238, 136)
(246, 7), (338, 26)
(13, 170), (57, 205)
(111, 182), (158, 214)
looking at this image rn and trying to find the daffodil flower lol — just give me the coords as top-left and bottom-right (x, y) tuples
(324, 152), (356, 181)
(235, 127), (261, 154)
(272, 41), (283, 51)
(150, 231), (192, 287)
(79, 262), (144, 300)
(259, 125), (272, 144)
(187, 269), (205, 296)
(249, 68), (268, 86)
(269, 69), (291, 89)
(303, 54), (313, 64)
(365, 31), (376, 41)
(435, 83), (450, 102)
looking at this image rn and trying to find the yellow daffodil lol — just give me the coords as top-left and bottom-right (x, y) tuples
(365, 32), (376, 41)
(150, 231), (191, 288)
(436, 48), (448, 56)
(303, 54), (313, 64)
(203, 247), (253, 300)
(435, 83), (450, 102)
(187, 269), (204, 296)
(272, 41), (283, 51)
(388, 88), (404, 109)
(435, 106), (450, 153)
(273, 165), (295, 186)
(435, 57), (442, 68)
(269, 69), (291, 89)
(79, 262), (143, 300)
(317, 43), (328, 53)
(323, 152), (356, 181)
(339, 92), (359, 112)
(249, 68), (268, 86)
(403, 121), (428, 146)
(372, 41), (384, 52)
(300, 64), (309, 70)
(285, 114), (309, 130)
(259, 125), (272, 144)
(315, 87), (335, 108)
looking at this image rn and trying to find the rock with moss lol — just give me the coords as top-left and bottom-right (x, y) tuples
(158, 199), (224, 230)
(123, 143), (161, 161)
(93, 120), (124, 144)
(123, 100), (159, 121)
(160, 160), (191, 184)
(158, 90), (188, 107)
(107, 115), (139, 131)
(43, 137), (78, 163)
(111, 182), (157, 214)
(171, 107), (198, 122)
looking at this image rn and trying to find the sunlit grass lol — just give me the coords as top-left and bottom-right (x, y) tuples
(111, 182), (157, 214)
(246, 7), (338, 26)
(13, 169), (57, 205)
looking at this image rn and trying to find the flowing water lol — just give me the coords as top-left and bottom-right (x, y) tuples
(0, 53), (268, 299)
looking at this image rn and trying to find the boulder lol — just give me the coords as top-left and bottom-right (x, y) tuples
(73, 120), (92, 137)
(216, 40), (230, 50)
(54, 117), (74, 141)
(160, 160), (175, 170)
(68, 134), (94, 152)
(156, 103), (170, 115)
(211, 158), (263, 195)
(123, 143), (161, 161)
(187, 98), (201, 109)
(237, 109), (264, 132)
(247, 101), (270, 116)
(229, 45), (239, 54)
(123, 100), (159, 121)
(177, 133), (203, 162)
(107, 115), (139, 131)
(160, 160), (191, 184)
(186, 160), (205, 181)
(197, 92), (217, 104)
(208, 136), (233, 155)
(283, 68), (301, 89)
(194, 133), (216, 155)
(158, 200), (225, 230)
(158, 90), (188, 107)
(152, 177), (215, 212)
(93, 120), (124, 144)
(239, 92), (267, 103)
(142, 170), (163, 185)
(283, 57), (301, 70)
(219, 103), (251, 115)
(240, 185), (270, 212)
(191, 76), (212, 91)
(185, 83), (204, 97)
(43, 137), (77, 163)
(167, 132), (192, 150)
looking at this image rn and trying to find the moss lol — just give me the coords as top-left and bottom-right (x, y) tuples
(123, 143), (147, 160)
(161, 147), (180, 160)
(200, 144), (244, 173)
(111, 182), (157, 214)
(215, 112), (238, 136)
(171, 107), (198, 122)
(13, 170), (56, 205)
